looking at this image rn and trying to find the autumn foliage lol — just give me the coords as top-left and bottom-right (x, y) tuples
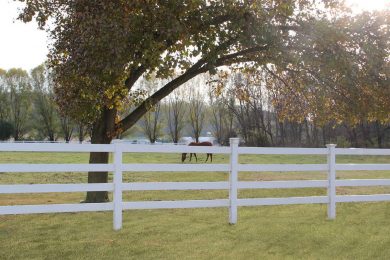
(16, 0), (389, 202)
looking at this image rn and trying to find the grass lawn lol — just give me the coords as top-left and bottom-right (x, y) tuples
(1, 151), (390, 259)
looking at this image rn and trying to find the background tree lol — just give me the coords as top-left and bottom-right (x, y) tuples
(188, 87), (206, 143)
(208, 86), (235, 146)
(374, 121), (390, 148)
(31, 64), (59, 141)
(140, 103), (163, 144)
(208, 94), (225, 145)
(59, 115), (74, 143)
(166, 88), (186, 143)
(0, 120), (14, 141)
(17, 0), (390, 202)
(215, 72), (273, 146)
(6, 68), (31, 141)
(139, 77), (163, 144)
(0, 69), (9, 121)
(77, 123), (89, 143)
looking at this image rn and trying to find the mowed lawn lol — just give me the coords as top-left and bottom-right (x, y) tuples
(1, 151), (390, 259)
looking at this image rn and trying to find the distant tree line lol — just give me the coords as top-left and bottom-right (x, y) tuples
(207, 71), (390, 148)
(0, 66), (388, 148)
(133, 73), (390, 148)
(0, 65), (88, 142)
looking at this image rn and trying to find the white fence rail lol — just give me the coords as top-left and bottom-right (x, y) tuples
(1, 138), (390, 230)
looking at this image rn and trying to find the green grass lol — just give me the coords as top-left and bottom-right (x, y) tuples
(1, 151), (390, 259)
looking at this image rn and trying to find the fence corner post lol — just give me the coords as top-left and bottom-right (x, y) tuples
(326, 143), (337, 220)
(112, 139), (123, 230)
(229, 138), (239, 224)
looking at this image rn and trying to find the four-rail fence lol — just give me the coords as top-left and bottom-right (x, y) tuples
(1, 138), (390, 230)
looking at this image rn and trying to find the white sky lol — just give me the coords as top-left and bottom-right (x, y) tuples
(346, 0), (390, 11)
(0, 0), (388, 72)
(0, 0), (48, 71)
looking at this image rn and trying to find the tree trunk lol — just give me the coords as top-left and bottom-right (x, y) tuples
(85, 108), (116, 203)
(78, 123), (85, 143)
(48, 133), (55, 142)
(374, 121), (386, 148)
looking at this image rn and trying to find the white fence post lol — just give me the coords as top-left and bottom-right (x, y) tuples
(113, 140), (123, 230)
(326, 144), (336, 219)
(229, 138), (239, 224)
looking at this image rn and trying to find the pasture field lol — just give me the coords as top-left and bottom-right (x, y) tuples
(1, 151), (390, 259)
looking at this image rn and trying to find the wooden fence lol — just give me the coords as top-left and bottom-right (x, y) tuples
(1, 138), (390, 230)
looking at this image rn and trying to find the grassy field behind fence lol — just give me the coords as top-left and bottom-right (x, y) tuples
(1, 151), (390, 259)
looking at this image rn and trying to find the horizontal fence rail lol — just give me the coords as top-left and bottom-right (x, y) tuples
(238, 147), (328, 155)
(0, 139), (390, 230)
(238, 164), (328, 172)
(335, 148), (390, 155)
(336, 179), (390, 186)
(0, 143), (114, 152)
(122, 145), (230, 154)
(0, 183), (114, 193)
(121, 163), (229, 172)
(336, 164), (390, 171)
(238, 180), (328, 189)
(335, 194), (390, 202)
(122, 182), (229, 191)
(0, 203), (113, 215)
(0, 164), (115, 173)
(238, 196), (329, 206)
(122, 199), (230, 210)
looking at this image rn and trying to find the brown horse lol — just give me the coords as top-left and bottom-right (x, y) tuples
(181, 141), (213, 163)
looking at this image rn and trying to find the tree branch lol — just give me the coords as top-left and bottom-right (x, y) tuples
(211, 45), (268, 66)
(117, 45), (269, 131)
(125, 65), (146, 90)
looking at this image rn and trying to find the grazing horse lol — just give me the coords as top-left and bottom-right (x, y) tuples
(181, 141), (213, 163)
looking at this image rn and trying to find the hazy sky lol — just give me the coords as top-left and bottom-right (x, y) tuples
(0, 0), (48, 71)
(0, 0), (388, 72)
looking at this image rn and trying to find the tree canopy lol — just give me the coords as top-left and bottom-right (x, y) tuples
(16, 0), (389, 202)
(18, 0), (387, 134)
(264, 10), (390, 125)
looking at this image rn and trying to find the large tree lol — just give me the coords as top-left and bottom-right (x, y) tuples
(17, 0), (389, 202)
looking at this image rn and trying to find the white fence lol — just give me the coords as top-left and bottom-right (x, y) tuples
(1, 138), (390, 230)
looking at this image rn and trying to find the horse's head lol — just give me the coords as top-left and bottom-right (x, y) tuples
(181, 153), (187, 163)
